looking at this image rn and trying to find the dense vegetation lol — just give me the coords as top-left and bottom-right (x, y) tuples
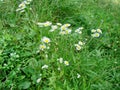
(0, 0), (120, 90)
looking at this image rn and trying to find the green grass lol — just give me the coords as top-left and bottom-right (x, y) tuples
(0, 0), (120, 90)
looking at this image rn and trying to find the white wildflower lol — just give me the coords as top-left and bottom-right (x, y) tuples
(41, 37), (51, 44)
(39, 44), (46, 51)
(75, 44), (82, 51)
(96, 29), (102, 34)
(64, 24), (71, 27)
(78, 41), (84, 46)
(64, 61), (69, 66)
(25, 0), (32, 4)
(75, 29), (82, 34)
(91, 33), (100, 37)
(46, 46), (50, 49)
(77, 73), (81, 78)
(57, 58), (63, 63)
(18, 2), (26, 9)
(59, 31), (66, 35)
(23, 1), (30, 4)
(60, 24), (71, 31)
(16, 0), (32, 12)
(61, 26), (67, 31)
(51, 25), (58, 30)
(42, 65), (48, 69)
(50, 25), (58, 32)
(65, 29), (72, 34)
(10, 53), (19, 58)
(36, 78), (41, 83)
(39, 74), (42, 76)
(56, 23), (62, 26)
(59, 29), (72, 35)
(114, 49), (117, 51)
(91, 29), (96, 33)
(36, 22), (44, 27)
(44, 21), (52, 27)
(45, 54), (48, 58)
(78, 27), (84, 30)
(91, 29), (102, 38)
(4, 63), (7, 66)
(57, 67), (61, 71)
(75, 27), (83, 34)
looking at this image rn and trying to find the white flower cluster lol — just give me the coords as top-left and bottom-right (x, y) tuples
(37, 21), (72, 35)
(74, 41), (85, 51)
(91, 29), (102, 38)
(59, 24), (72, 35)
(36, 21), (102, 52)
(49, 25), (58, 32)
(75, 27), (83, 34)
(37, 21), (52, 27)
(38, 37), (51, 51)
(16, 0), (32, 13)
(37, 21), (61, 32)
(57, 57), (69, 66)
(10, 52), (19, 58)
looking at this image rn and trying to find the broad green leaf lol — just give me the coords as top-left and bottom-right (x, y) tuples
(18, 81), (31, 89)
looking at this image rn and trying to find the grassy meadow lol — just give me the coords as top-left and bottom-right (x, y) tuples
(0, 0), (120, 90)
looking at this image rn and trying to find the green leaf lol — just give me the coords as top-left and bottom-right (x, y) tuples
(22, 66), (34, 75)
(8, 71), (16, 79)
(18, 81), (31, 89)
(28, 58), (38, 68)
(31, 74), (37, 84)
